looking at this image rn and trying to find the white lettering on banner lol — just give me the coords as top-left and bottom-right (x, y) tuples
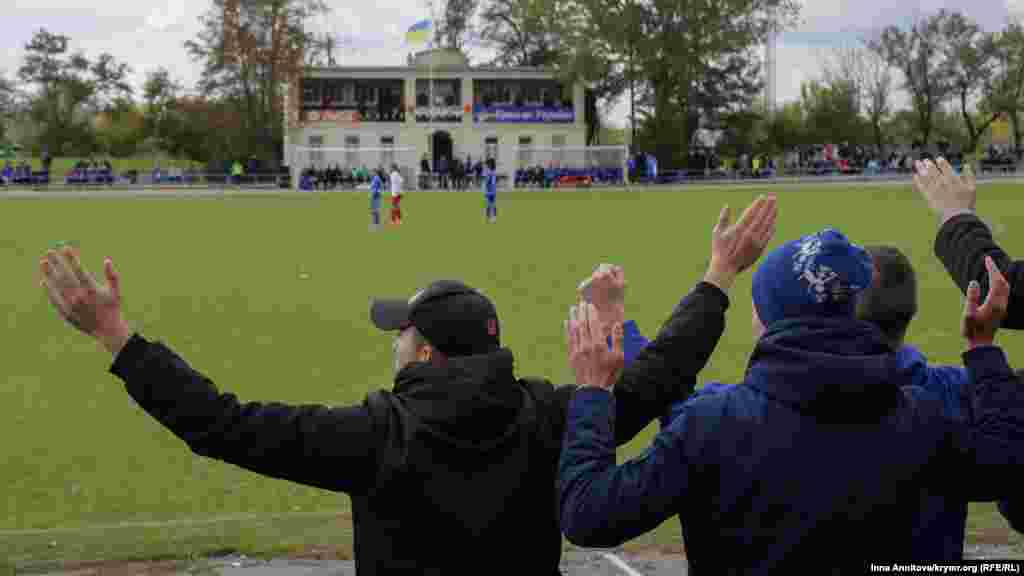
(476, 108), (574, 123)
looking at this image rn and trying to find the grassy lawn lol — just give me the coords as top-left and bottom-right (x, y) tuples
(2, 184), (1023, 569)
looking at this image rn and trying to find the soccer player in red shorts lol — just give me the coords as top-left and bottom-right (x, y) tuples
(389, 164), (405, 225)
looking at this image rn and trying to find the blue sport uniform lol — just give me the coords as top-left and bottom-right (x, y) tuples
(616, 321), (1015, 561)
(484, 168), (497, 220)
(370, 174), (383, 225)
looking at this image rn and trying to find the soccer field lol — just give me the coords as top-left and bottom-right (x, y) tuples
(3, 184), (1024, 569)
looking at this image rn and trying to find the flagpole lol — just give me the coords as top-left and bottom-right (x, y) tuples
(428, 0), (435, 150)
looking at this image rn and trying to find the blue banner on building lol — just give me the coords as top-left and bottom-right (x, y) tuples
(473, 105), (574, 124)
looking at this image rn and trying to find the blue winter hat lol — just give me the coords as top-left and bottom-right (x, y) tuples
(751, 228), (873, 328)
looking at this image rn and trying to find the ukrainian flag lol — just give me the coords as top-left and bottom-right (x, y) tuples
(406, 19), (432, 45)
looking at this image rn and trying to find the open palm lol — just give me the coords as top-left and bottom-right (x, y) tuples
(40, 246), (126, 343)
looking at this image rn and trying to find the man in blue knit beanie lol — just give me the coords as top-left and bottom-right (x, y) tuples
(750, 228), (873, 335)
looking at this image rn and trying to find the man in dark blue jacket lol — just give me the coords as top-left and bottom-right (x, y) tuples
(612, 245), (987, 560)
(560, 227), (1022, 572)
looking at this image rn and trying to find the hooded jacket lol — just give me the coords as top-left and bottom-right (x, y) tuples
(560, 318), (1024, 573)
(109, 281), (730, 575)
(650, 345), (972, 561)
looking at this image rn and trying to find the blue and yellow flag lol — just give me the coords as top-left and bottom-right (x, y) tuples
(406, 19), (433, 45)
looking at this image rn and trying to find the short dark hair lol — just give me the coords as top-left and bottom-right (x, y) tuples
(856, 245), (918, 348)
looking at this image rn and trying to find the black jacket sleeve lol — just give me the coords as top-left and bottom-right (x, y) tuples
(952, 346), (1024, 501)
(548, 281), (729, 445)
(999, 500), (1024, 534)
(935, 213), (1024, 329)
(110, 334), (379, 494)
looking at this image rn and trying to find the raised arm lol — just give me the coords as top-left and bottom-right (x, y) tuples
(39, 247), (378, 494)
(914, 158), (1024, 328)
(558, 301), (698, 546)
(934, 214), (1024, 329)
(609, 195), (777, 443)
(558, 196), (778, 544)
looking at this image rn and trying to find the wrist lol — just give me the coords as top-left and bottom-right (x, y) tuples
(94, 319), (132, 357)
(940, 208), (974, 226)
(703, 265), (737, 292)
(966, 338), (994, 351)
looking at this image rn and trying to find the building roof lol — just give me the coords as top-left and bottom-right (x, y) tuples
(303, 48), (561, 78)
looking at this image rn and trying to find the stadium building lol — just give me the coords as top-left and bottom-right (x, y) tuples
(284, 48), (595, 188)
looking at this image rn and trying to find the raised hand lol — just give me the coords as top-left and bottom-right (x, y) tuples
(705, 194), (778, 291)
(39, 246), (131, 355)
(578, 263), (625, 332)
(913, 157), (977, 223)
(567, 302), (624, 390)
(962, 255), (1009, 349)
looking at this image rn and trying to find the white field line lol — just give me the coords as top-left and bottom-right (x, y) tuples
(0, 509), (350, 537)
(603, 552), (647, 576)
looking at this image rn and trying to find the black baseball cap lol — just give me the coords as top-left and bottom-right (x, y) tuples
(370, 280), (500, 357)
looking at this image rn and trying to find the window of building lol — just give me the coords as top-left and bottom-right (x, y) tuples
(518, 136), (533, 167)
(416, 79), (461, 108)
(552, 135), (567, 166)
(308, 135), (324, 167)
(326, 79), (347, 107)
(485, 137), (499, 162)
(523, 83), (540, 106)
(474, 80), (497, 106)
(342, 82), (356, 106)
(302, 79), (322, 107)
(345, 135), (360, 168)
(356, 84), (379, 105)
(380, 136), (395, 168)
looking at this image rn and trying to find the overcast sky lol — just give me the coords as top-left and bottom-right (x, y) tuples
(4, 0), (1024, 126)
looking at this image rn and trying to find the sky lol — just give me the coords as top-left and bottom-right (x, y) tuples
(3, 0), (1024, 127)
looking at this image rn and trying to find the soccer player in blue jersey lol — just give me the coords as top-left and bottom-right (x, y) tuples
(369, 168), (384, 231)
(484, 158), (498, 224)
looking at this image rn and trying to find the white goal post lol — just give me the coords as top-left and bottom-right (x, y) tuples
(508, 144), (629, 187)
(290, 146), (420, 190)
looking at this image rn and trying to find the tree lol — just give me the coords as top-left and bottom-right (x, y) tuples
(824, 42), (893, 152)
(142, 67), (184, 152)
(988, 22), (1024, 158)
(716, 107), (765, 160)
(764, 100), (806, 153)
(800, 79), (867, 146)
(942, 12), (1001, 156)
(477, 0), (622, 144)
(186, 0), (327, 167)
(580, 0), (799, 166)
(871, 10), (959, 148)
(479, 0), (568, 67)
(94, 102), (145, 157)
(17, 29), (134, 157)
(435, 0), (479, 52)
(0, 71), (17, 143)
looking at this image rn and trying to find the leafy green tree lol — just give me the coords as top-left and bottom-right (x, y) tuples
(871, 10), (959, 147)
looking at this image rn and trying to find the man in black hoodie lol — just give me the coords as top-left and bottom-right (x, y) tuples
(37, 195), (778, 575)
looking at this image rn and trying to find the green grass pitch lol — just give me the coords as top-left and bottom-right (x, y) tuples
(2, 184), (1023, 566)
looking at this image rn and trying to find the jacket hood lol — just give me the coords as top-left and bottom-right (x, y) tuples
(391, 348), (525, 452)
(745, 317), (909, 420)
